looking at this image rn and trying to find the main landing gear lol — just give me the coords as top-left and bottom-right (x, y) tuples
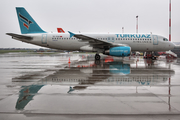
(95, 54), (101, 60)
(144, 52), (157, 60)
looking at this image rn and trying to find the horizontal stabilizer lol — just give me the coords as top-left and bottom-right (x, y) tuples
(6, 33), (33, 40)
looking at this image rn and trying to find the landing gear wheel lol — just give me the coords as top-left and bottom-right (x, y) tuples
(95, 60), (100, 65)
(151, 56), (156, 60)
(95, 54), (101, 60)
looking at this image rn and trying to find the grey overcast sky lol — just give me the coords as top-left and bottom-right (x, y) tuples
(0, 0), (180, 48)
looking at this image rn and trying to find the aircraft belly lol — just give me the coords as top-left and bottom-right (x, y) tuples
(48, 40), (85, 50)
(129, 43), (153, 51)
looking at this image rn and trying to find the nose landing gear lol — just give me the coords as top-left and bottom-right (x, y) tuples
(144, 52), (157, 60)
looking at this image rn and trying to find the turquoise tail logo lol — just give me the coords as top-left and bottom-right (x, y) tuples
(19, 13), (33, 29)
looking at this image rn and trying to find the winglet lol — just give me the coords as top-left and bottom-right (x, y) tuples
(68, 31), (75, 38)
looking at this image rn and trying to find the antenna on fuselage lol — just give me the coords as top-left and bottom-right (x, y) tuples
(136, 15), (138, 34)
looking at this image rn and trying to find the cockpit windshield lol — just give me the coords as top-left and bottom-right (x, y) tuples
(163, 38), (168, 41)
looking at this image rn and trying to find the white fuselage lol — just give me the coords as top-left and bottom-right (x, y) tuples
(21, 33), (175, 52)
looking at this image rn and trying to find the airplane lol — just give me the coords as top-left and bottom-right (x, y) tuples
(6, 7), (179, 60)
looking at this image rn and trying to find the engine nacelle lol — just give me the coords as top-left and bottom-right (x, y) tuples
(104, 46), (131, 57)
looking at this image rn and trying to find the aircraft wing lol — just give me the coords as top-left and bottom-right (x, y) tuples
(68, 31), (126, 49)
(6, 33), (33, 40)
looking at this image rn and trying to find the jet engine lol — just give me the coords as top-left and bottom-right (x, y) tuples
(103, 46), (131, 57)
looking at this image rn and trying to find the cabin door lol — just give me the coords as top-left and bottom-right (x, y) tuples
(153, 35), (158, 45)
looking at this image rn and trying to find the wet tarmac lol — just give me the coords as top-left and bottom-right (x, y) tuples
(0, 53), (180, 120)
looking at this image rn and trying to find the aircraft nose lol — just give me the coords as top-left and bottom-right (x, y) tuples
(169, 42), (175, 50)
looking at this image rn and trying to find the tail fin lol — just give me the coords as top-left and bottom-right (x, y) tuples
(57, 28), (65, 33)
(16, 7), (46, 34)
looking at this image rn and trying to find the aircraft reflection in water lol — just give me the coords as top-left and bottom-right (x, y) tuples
(15, 58), (175, 110)
(43, 60), (174, 87)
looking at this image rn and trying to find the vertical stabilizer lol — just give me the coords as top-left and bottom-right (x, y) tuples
(16, 7), (46, 34)
(57, 28), (65, 33)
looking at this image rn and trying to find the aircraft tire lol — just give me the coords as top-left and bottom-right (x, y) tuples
(95, 54), (101, 60)
(95, 60), (100, 65)
(152, 56), (156, 60)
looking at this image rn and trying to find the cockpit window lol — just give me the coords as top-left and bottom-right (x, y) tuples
(163, 38), (168, 41)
